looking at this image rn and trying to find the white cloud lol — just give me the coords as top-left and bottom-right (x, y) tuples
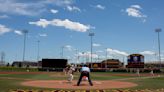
(93, 43), (101, 47)
(41, 0), (80, 13)
(39, 33), (47, 37)
(50, 9), (58, 14)
(29, 19), (50, 28)
(29, 19), (92, 32)
(41, 0), (73, 7)
(0, 15), (9, 19)
(126, 8), (142, 17)
(107, 48), (129, 56)
(44, 0), (80, 12)
(0, 0), (74, 16)
(96, 50), (103, 53)
(95, 4), (105, 10)
(64, 45), (72, 48)
(131, 5), (142, 9)
(91, 53), (98, 58)
(64, 45), (72, 51)
(140, 51), (156, 55)
(161, 58), (164, 61)
(51, 19), (91, 32)
(39, 0), (75, 13)
(0, 0), (45, 16)
(78, 52), (98, 58)
(161, 54), (164, 61)
(0, 24), (11, 35)
(125, 5), (147, 18)
(0, 24), (22, 35)
(66, 6), (81, 12)
(14, 30), (23, 35)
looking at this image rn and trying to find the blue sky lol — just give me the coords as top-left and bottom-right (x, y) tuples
(0, 0), (164, 64)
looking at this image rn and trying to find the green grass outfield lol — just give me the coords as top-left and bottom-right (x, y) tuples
(0, 71), (164, 92)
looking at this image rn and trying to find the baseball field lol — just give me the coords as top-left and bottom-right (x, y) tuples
(0, 68), (164, 92)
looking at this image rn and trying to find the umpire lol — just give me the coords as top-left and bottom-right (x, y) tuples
(77, 64), (93, 86)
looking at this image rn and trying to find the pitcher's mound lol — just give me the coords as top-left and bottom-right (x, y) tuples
(21, 80), (137, 89)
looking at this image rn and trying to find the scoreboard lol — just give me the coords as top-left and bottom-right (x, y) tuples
(126, 54), (144, 68)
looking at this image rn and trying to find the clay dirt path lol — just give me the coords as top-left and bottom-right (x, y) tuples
(21, 80), (137, 89)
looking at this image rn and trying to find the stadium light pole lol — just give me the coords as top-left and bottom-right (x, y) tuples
(22, 30), (28, 62)
(37, 40), (40, 61)
(155, 28), (162, 69)
(89, 32), (94, 68)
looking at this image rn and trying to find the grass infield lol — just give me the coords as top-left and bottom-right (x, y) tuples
(0, 71), (164, 92)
